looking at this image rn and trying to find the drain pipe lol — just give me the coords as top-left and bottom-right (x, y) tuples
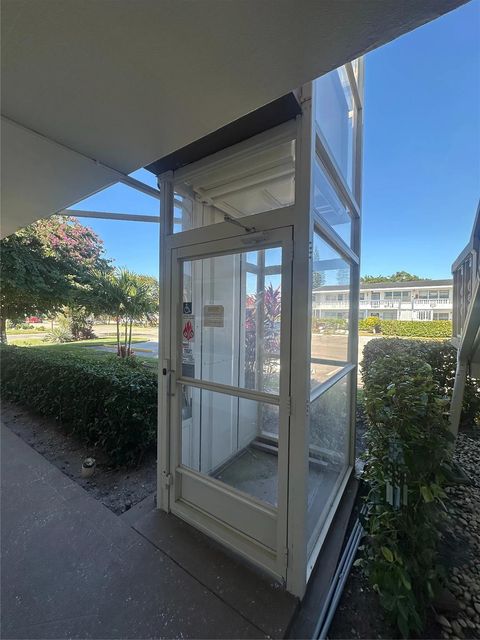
(312, 511), (365, 640)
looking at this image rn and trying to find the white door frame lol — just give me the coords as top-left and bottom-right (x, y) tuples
(163, 221), (293, 582)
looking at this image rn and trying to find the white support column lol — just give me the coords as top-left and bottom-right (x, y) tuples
(157, 171), (174, 511)
(349, 57), (364, 463)
(286, 84), (314, 598)
(450, 357), (468, 439)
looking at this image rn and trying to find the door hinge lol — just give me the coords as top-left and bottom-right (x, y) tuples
(163, 472), (173, 488)
(284, 547), (289, 567)
(286, 395), (292, 417)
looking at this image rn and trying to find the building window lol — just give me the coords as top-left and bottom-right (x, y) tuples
(371, 292), (380, 300)
(439, 290), (450, 299)
(433, 312), (450, 320)
(381, 310), (397, 320)
(417, 310), (432, 320)
(359, 293), (365, 301)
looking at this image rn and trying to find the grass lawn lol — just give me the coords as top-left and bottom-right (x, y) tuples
(6, 337), (158, 369)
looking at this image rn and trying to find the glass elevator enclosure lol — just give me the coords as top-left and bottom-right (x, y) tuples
(156, 59), (364, 597)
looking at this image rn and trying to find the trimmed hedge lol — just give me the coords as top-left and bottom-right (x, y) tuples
(360, 351), (452, 636)
(359, 319), (452, 338)
(362, 338), (480, 428)
(311, 317), (348, 332)
(359, 317), (381, 333)
(0, 345), (157, 465)
(380, 320), (452, 338)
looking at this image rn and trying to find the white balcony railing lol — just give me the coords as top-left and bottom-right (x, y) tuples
(313, 298), (452, 310)
(413, 298), (451, 307)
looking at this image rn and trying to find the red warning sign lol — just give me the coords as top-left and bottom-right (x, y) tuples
(183, 319), (194, 341)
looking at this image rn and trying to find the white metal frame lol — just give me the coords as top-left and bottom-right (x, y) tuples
(156, 58), (364, 598)
(302, 59), (364, 584)
(164, 224), (293, 580)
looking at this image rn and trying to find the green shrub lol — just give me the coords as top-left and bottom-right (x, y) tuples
(379, 320), (452, 338)
(45, 326), (73, 343)
(0, 345), (157, 465)
(359, 353), (453, 637)
(311, 317), (348, 333)
(359, 316), (381, 333)
(362, 339), (480, 428)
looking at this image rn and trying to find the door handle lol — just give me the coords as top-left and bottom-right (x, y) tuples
(163, 360), (176, 397)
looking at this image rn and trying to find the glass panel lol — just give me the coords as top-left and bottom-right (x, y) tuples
(311, 232), (351, 389)
(313, 156), (352, 246)
(181, 385), (279, 506)
(315, 66), (354, 188)
(73, 216), (159, 365)
(307, 373), (350, 542)
(173, 139), (295, 232)
(181, 247), (282, 394)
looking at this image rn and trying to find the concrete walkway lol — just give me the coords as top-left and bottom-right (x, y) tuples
(1, 425), (296, 639)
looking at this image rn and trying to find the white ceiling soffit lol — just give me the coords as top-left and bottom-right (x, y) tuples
(1, 0), (468, 237)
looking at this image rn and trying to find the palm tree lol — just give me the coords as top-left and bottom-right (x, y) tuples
(88, 268), (158, 358)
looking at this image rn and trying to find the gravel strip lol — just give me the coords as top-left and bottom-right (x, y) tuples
(437, 433), (480, 640)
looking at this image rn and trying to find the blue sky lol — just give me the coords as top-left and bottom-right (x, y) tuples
(362, 0), (479, 279)
(72, 1), (479, 280)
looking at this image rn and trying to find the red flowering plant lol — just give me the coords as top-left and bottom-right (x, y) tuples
(244, 283), (281, 393)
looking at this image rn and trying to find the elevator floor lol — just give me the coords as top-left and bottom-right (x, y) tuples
(213, 445), (340, 517)
(214, 446), (278, 505)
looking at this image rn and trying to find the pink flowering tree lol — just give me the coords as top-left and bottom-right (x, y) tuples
(0, 216), (109, 342)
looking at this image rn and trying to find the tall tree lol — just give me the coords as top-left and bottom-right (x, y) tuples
(361, 271), (426, 284)
(86, 268), (158, 357)
(0, 216), (108, 342)
(312, 246), (326, 289)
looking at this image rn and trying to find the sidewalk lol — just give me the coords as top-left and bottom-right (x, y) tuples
(1, 424), (296, 639)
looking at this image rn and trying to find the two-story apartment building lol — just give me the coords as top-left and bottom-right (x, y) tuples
(313, 279), (453, 322)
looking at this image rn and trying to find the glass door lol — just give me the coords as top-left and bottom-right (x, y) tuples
(168, 227), (292, 578)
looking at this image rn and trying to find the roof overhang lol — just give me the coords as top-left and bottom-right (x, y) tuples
(1, 0), (469, 237)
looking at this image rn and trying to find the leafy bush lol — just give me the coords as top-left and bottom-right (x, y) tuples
(380, 320), (452, 338)
(359, 318), (452, 337)
(0, 345), (157, 465)
(7, 322), (32, 331)
(362, 339), (480, 428)
(59, 308), (96, 341)
(359, 352), (453, 637)
(359, 316), (381, 333)
(311, 317), (348, 333)
(45, 326), (74, 343)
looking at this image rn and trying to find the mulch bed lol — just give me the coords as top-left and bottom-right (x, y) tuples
(1, 401), (156, 515)
(329, 429), (480, 639)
